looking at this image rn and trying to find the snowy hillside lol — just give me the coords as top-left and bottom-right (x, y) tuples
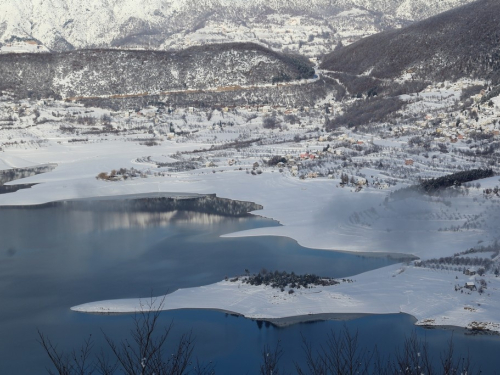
(0, 0), (475, 56)
(321, 0), (500, 83)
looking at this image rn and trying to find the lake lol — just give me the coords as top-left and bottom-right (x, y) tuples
(0, 198), (499, 373)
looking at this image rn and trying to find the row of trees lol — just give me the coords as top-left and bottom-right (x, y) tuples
(39, 304), (483, 375)
(415, 256), (493, 270)
(389, 169), (494, 199)
(419, 169), (494, 193)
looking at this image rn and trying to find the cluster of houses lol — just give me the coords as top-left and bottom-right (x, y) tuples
(317, 133), (363, 144)
(464, 267), (482, 276)
(433, 110), (500, 141)
(0, 40), (49, 54)
(0, 100), (40, 127)
(387, 110), (500, 143)
(462, 267), (487, 291)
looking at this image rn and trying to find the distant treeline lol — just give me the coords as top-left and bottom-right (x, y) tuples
(4, 195), (263, 217)
(390, 169), (494, 199)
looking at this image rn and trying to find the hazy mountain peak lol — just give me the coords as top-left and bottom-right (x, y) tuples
(0, 0), (475, 52)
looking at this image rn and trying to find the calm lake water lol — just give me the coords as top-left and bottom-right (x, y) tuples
(0, 201), (499, 374)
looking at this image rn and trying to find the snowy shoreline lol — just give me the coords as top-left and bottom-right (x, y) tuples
(3, 163), (500, 335)
(71, 264), (500, 334)
(71, 302), (490, 334)
(1, 123), (500, 337)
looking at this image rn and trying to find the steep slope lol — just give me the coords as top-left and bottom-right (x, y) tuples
(0, 0), (474, 54)
(321, 0), (500, 83)
(0, 43), (314, 100)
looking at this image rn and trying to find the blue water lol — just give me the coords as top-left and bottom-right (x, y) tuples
(71, 309), (500, 374)
(0, 203), (499, 373)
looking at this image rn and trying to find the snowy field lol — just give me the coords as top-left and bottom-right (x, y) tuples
(1, 139), (498, 258)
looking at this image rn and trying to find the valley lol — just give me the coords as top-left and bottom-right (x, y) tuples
(1, 0), (500, 373)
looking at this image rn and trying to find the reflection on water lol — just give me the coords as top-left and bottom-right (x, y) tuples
(108, 209), (251, 229)
(1, 195), (261, 239)
(25, 209), (250, 234)
(0, 201), (499, 373)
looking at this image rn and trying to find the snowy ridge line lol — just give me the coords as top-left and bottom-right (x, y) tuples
(0, 0), (474, 53)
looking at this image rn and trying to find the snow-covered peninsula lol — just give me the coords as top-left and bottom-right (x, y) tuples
(71, 264), (500, 333)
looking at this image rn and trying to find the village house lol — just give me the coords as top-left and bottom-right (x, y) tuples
(357, 178), (367, 185)
(464, 268), (477, 276)
(465, 282), (477, 291)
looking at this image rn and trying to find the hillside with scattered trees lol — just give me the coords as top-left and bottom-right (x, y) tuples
(0, 43), (314, 100)
(321, 0), (500, 84)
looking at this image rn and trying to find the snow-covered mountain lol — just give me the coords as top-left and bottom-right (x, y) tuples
(321, 0), (500, 83)
(0, 0), (475, 56)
